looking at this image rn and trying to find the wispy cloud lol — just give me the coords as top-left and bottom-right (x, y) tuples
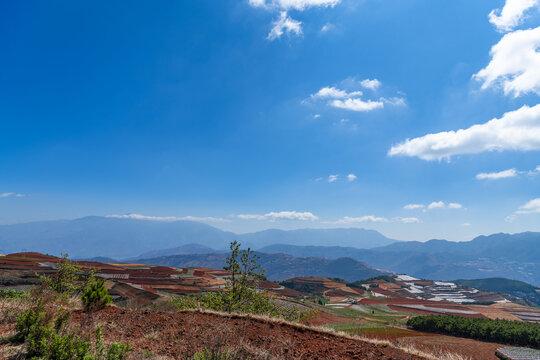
(404, 202), (462, 211)
(506, 197), (540, 221)
(516, 198), (540, 214)
(320, 23), (335, 33)
(328, 174), (339, 183)
(309, 79), (405, 113)
(389, 104), (540, 161)
(249, 0), (341, 40)
(0, 192), (25, 198)
(347, 173), (357, 181)
(477, 165), (540, 180)
(476, 168), (518, 180)
(397, 217), (421, 224)
(334, 215), (389, 224)
(488, 0), (540, 32)
(237, 211), (318, 221)
(267, 11), (302, 40)
(404, 204), (425, 210)
(107, 214), (229, 223)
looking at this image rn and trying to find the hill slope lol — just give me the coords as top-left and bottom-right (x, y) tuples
(137, 252), (386, 282)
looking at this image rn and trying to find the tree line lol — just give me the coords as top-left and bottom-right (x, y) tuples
(407, 315), (540, 348)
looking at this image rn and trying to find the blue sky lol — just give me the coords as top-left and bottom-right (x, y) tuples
(1, 0), (540, 241)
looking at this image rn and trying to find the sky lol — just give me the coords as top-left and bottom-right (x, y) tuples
(1, 0), (540, 241)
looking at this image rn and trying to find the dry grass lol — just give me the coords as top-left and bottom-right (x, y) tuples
(174, 308), (470, 360)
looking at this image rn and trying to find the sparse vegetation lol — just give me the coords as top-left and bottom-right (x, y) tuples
(39, 254), (83, 297)
(169, 241), (309, 322)
(82, 276), (112, 311)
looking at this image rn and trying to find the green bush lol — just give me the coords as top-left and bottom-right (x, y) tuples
(0, 289), (28, 299)
(14, 302), (131, 359)
(82, 277), (112, 311)
(407, 315), (540, 348)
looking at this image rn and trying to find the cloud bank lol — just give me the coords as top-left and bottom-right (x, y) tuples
(389, 104), (540, 161)
(238, 211), (318, 221)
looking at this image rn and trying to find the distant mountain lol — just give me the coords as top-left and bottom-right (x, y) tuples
(137, 253), (387, 282)
(259, 244), (371, 260)
(0, 216), (236, 258)
(259, 232), (540, 286)
(242, 228), (397, 249)
(135, 243), (217, 259)
(0, 216), (396, 259)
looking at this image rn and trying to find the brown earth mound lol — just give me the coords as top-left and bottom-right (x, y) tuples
(73, 307), (428, 360)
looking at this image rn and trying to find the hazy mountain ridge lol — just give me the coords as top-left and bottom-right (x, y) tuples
(0, 216), (397, 258)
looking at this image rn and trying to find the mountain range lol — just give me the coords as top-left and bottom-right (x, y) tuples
(1, 216), (539, 285)
(260, 232), (540, 286)
(0, 216), (397, 258)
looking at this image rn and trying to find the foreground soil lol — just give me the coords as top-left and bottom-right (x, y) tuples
(72, 307), (427, 360)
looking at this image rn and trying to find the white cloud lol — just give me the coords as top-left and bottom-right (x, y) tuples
(335, 215), (389, 223)
(238, 211), (318, 221)
(399, 217), (420, 224)
(427, 201), (446, 210)
(404, 204), (425, 210)
(312, 86), (358, 99)
(476, 168), (518, 180)
(328, 174), (339, 183)
(474, 27), (540, 97)
(448, 203), (463, 209)
(0, 192), (25, 198)
(461, 222), (472, 227)
(389, 104), (540, 161)
(320, 23), (335, 33)
(330, 98), (384, 112)
(488, 0), (540, 32)
(347, 173), (357, 181)
(313, 114), (321, 119)
(250, 0), (340, 40)
(267, 11), (303, 40)
(360, 78), (381, 90)
(310, 79), (405, 113)
(250, 0), (340, 10)
(516, 198), (540, 213)
(108, 214), (229, 222)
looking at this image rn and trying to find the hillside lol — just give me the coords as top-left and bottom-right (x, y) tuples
(0, 216), (396, 258)
(137, 252), (386, 282)
(453, 278), (540, 306)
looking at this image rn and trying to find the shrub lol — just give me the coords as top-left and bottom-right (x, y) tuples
(39, 253), (83, 297)
(0, 289), (28, 299)
(82, 277), (112, 312)
(14, 302), (131, 359)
